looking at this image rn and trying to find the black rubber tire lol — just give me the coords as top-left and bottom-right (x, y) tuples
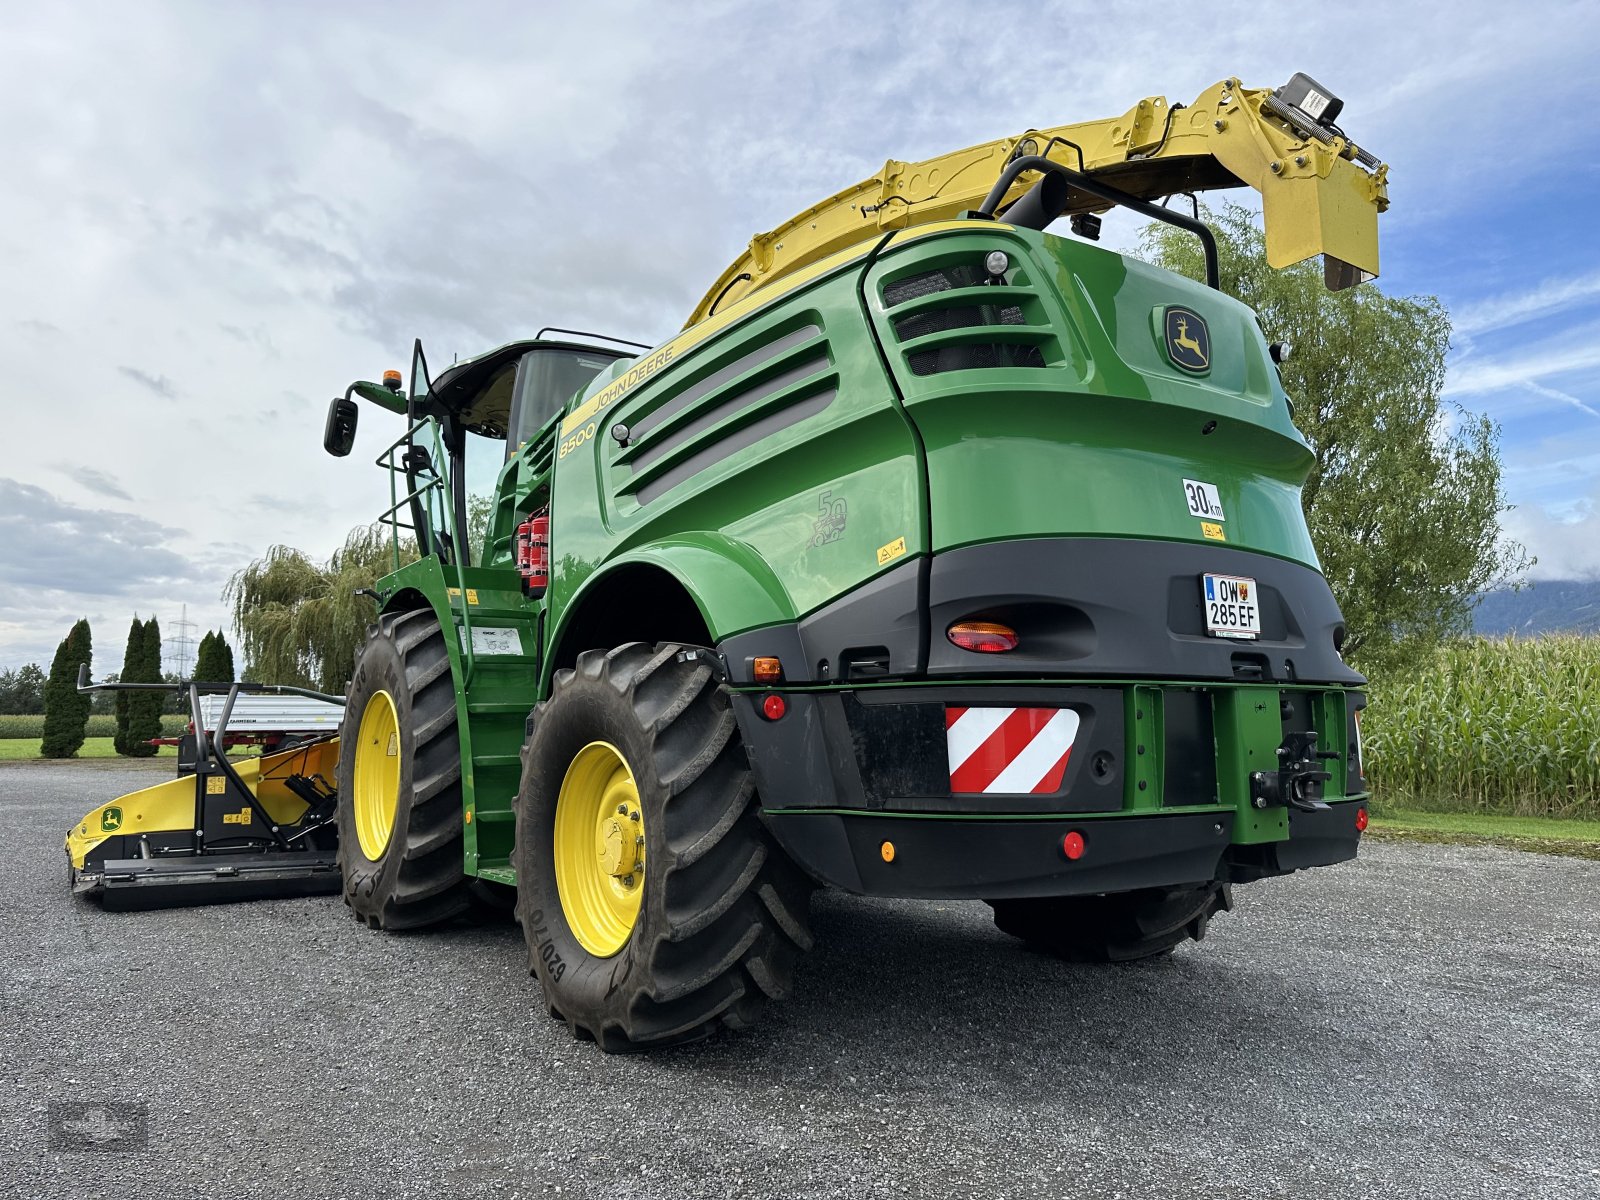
(988, 881), (1233, 962)
(337, 609), (473, 930)
(513, 643), (814, 1051)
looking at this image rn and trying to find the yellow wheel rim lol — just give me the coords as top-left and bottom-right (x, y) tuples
(352, 690), (401, 861)
(554, 741), (646, 958)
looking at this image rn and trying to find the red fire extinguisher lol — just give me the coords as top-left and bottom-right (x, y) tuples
(516, 509), (549, 598)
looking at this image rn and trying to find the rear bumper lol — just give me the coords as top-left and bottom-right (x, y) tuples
(717, 536), (1364, 686)
(762, 801), (1364, 900)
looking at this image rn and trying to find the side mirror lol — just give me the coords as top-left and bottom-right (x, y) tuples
(323, 396), (359, 457)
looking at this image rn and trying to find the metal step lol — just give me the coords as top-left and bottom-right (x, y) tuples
(465, 699), (529, 716)
(471, 753), (522, 770)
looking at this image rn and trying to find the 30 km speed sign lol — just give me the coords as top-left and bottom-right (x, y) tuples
(1182, 479), (1225, 522)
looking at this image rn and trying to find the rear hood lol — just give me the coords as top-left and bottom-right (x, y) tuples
(865, 225), (1319, 568)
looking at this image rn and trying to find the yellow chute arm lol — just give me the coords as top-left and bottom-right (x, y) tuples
(688, 73), (1389, 326)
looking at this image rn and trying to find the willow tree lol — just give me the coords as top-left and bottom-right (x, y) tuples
(226, 526), (417, 693)
(1142, 203), (1528, 673)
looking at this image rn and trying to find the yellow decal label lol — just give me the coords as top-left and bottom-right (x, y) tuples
(205, 775), (227, 795)
(876, 536), (908, 566)
(221, 807), (252, 825)
(558, 421), (597, 460)
(562, 344), (677, 435)
(99, 806), (123, 833)
(1202, 522), (1227, 541)
(465, 588), (479, 605)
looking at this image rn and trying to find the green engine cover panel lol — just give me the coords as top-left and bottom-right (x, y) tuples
(865, 227), (1320, 567)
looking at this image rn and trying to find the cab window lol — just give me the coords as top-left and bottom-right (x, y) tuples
(510, 349), (623, 452)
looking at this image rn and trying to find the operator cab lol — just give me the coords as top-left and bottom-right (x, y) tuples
(326, 331), (638, 569)
(421, 336), (632, 457)
(418, 335), (636, 566)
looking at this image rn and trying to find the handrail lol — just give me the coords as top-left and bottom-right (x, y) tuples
(976, 156), (1220, 289)
(76, 664), (345, 705)
(373, 413), (478, 686)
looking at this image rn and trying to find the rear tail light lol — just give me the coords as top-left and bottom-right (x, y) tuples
(515, 508), (550, 598)
(947, 620), (1018, 653)
(1355, 807), (1369, 833)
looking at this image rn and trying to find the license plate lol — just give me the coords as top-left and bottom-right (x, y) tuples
(1202, 573), (1260, 640)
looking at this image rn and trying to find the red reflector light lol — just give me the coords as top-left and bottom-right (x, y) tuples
(946, 621), (1019, 653)
(1062, 830), (1086, 860)
(761, 694), (786, 721)
(1355, 807), (1369, 832)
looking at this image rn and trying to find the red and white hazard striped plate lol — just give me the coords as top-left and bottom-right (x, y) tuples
(945, 706), (1079, 795)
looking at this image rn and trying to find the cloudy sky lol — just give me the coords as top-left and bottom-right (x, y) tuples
(3, 1), (1597, 673)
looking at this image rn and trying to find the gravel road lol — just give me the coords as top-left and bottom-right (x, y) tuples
(2, 761), (1596, 1199)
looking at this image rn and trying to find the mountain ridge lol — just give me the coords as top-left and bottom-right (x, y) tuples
(1472, 579), (1600, 636)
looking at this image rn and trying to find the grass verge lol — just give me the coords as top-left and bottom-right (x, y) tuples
(1368, 809), (1600, 862)
(0, 737), (177, 761)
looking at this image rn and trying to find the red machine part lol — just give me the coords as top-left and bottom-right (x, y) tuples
(516, 509), (550, 597)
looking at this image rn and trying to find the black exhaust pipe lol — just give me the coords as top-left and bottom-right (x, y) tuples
(998, 170), (1071, 231)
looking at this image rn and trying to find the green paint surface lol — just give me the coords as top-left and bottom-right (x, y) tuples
(365, 223), (1359, 880)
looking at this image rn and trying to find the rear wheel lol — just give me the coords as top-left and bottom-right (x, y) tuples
(513, 643), (814, 1051)
(337, 609), (472, 930)
(988, 881), (1232, 962)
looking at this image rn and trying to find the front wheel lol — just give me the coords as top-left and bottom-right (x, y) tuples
(513, 643), (814, 1051)
(337, 609), (472, 930)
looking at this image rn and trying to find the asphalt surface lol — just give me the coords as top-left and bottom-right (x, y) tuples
(2, 761), (1597, 1200)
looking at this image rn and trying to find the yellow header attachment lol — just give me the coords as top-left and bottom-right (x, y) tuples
(687, 74), (1389, 327)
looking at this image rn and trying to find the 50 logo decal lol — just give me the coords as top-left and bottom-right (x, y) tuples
(558, 422), (597, 460)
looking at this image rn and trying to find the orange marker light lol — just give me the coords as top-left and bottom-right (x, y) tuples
(753, 656), (783, 683)
(880, 840), (896, 863)
(1355, 807), (1369, 833)
(1062, 830), (1086, 860)
(947, 621), (1019, 653)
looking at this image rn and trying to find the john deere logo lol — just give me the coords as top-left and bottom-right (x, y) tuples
(100, 806), (123, 833)
(1164, 306), (1210, 374)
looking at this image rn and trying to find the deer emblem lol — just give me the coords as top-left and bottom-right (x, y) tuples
(1165, 307), (1210, 371)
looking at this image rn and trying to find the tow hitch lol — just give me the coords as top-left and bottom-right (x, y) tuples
(1250, 731), (1338, 813)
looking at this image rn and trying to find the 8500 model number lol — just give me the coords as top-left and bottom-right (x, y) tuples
(1202, 573), (1260, 640)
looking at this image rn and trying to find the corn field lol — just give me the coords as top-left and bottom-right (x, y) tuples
(1361, 636), (1600, 817)
(0, 714), (187, 740)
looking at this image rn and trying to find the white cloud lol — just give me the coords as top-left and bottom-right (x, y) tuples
(1, 0), (1597, 668)
(1503, 488), (1600, 581)
(1454, 269), (1600, 335)
(0, 480), (233, 672)
(1443, 319), (1600, 402)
